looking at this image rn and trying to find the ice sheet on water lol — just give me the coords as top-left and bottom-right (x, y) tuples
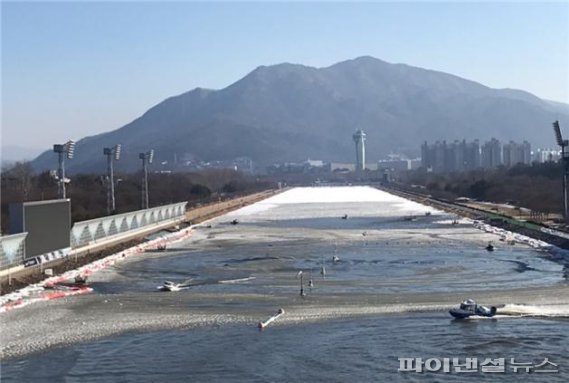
(231, 186), (440, 216)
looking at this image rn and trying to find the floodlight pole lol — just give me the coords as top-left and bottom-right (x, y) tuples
(143, 157), (149, 209)
(53, 140), (75, 199)
(139, 151), (151, 210)
(58, 149), (66, 199)
(104, 145), (121, 215)
(563, 144), (569, 220)
(109, 152), (115, 213)
(553, 121), (569, 221)
(104, 149), (115, 214)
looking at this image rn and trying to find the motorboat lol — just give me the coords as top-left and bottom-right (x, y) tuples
(485, 242), (495, 252)
(341, 214), (349, 220)
(157, 280), (192, 292)
(449, 299), (497, 319)
(230, 219), (239, 225)
(158, 281), (182, 292)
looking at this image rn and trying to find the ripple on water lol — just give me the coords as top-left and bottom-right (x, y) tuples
(2, 315), (568, 382)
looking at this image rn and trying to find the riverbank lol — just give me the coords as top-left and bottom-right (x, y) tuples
(378, 185), (569, 252)
(0, 189), (280, 295)
(2, 186), (567, 361)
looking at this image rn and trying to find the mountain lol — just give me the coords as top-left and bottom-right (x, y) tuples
(31, 56), (569, 173)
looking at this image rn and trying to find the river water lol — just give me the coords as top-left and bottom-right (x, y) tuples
(2, 186), (568, 381)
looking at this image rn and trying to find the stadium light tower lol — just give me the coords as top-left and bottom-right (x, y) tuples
(553, 120), (569, 220)
(52, 140), (76, 199)
(103, 144), (121, 215)
(139, 149), (154, 209)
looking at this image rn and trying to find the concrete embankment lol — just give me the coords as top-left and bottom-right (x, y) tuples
(0, 189), (281, 295)
(378, 185), (569, 250)
(185, 190), (279, 223)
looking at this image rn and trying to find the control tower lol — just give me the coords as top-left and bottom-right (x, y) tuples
(353, 129), (366, 171)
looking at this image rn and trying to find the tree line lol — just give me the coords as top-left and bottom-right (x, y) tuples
(1, 162), (276, 234)
(398, 162), (563, 215)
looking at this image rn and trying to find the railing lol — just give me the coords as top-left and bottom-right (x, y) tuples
(0, 232), (28, 269)
(70, 202), (187, 248)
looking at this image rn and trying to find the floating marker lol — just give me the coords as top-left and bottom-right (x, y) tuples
(258, 308), (285, 329)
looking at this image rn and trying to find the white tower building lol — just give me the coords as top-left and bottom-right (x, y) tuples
(353, 129), (366, 171)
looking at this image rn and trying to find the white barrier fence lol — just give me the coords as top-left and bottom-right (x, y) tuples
(70, 202), (187, 248)
(23, 248), (71, 268)
(1, 226), (194, 312)
(0, 233), (28, 269)
(0, 202), (188, 271)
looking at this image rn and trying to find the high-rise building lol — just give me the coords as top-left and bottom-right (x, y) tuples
(353, 129), (366, 171)
(533, 148), (561, 163)
(481, 138), (502, 168)
(464, 140), (481, 170)
(521, 141), (531, 164)
(433, 140), (447, 172)
(447, 140), (467, 171)
(421, 141), (431, 169)
(422, 138), (532, 172)
(422, 139), (479, 172)
(503, 140), (532, 167)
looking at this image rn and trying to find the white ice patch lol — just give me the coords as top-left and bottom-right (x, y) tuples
(230, 186), (441, 217)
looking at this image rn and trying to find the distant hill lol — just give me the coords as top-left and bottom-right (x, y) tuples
(31, 56), (569, 173)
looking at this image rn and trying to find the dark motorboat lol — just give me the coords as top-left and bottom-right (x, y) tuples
(449, 299), (497, 319)
(485, 242), (495, 252)
(157, 279), (193, 292)
(230, 219), (239, 225)
(341, 214), (349, 220)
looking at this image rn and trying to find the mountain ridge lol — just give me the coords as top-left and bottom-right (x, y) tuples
(30, 56), (569, 173)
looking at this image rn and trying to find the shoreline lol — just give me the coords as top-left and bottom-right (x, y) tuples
(0, 190), (280, 297)
(2, 186), (568, 360)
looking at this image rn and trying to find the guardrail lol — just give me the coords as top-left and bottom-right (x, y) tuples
(0, 233), (28, 270)
(70, 202), (187, 248)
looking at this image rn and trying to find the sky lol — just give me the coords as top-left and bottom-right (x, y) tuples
(2, 1), (569, 153)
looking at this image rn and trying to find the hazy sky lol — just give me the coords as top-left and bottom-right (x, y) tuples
(2, 1), (568, 150)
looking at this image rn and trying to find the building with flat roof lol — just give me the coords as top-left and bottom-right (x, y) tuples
(421, 138), (531, 172)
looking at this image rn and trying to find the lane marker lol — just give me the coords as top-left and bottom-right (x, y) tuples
(258, 308), (285, 329)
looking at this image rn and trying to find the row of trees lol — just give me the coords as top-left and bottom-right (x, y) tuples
(399, 162), (563, 215)
(1, 162), (275, 233)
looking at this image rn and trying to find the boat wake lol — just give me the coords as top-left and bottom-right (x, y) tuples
(497, 303), (569, 318)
